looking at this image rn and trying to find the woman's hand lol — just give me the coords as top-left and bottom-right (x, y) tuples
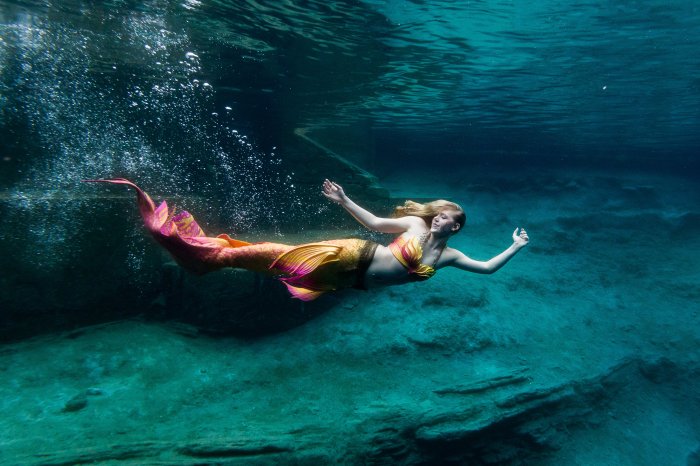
(322, 179), (347, 204)
(513, 227), (529, 248)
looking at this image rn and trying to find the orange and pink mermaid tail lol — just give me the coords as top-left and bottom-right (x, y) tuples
(83, 178), (372, 301)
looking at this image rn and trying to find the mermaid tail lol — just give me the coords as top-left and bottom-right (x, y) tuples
(270, 240), (369, 300)
(84, 179), (373, 301)
(83, 178), (265, 274)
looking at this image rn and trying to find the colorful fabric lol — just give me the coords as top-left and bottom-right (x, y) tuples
(269, 239), (372, 300)
(84, 178), (374, 301)
(388, 234), (436, 280)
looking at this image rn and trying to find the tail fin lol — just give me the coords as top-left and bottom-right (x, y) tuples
(83, 178), (253, 274)
(82, 178), (169, 233)
(269, 243), (343, 301)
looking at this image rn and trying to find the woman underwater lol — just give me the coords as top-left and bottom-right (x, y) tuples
(85, 178), (529, 301)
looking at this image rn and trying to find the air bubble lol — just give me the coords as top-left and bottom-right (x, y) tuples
(5, 14), (304, 256)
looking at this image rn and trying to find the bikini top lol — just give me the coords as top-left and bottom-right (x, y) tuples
(388, 234), (443, 281)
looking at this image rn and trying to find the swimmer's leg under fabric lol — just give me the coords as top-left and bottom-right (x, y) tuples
(83, 178), (365, 301)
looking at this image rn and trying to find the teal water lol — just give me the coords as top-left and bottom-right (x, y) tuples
(3, 0), (700, 176)
(1, 1), (700, 464)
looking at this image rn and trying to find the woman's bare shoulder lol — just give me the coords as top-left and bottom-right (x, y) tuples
(385, 216), (427, 235)
(402, 216), (430, 234)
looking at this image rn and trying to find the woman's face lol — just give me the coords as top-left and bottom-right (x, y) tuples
(431, 210), (461, 235)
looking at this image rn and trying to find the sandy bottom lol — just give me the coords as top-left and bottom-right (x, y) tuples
(1, 168), (699, 464)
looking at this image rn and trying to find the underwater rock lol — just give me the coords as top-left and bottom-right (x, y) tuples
(5, 323), (700, 466)
(177, 440), (293, 458)
(638, 356), (678, 384)
(61, 388), (104, 413)
(434, 368), (530, 396)
(494, 384), (570, 409)
(367, 428), (412, 463)
(406, 360), (636, 464)
(30, 442), (164, 465)
(62, 393), (88, 413)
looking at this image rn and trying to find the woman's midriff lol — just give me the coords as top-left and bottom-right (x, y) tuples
(363, 245), (417, 288)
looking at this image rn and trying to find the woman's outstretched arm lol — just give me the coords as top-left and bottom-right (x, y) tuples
(322, 179), (422, 234)
(445, 228), (529, 274)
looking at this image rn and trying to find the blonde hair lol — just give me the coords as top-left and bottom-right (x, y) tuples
(392, 200), (466, 233)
